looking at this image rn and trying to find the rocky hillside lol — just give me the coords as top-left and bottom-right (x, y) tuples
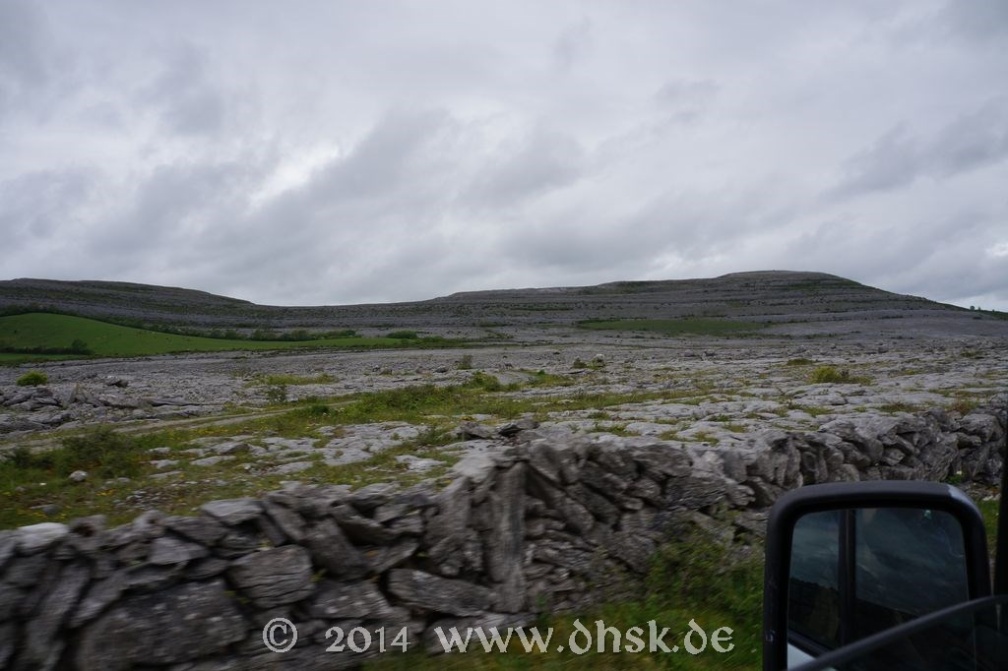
(0, 271), (1002, 340)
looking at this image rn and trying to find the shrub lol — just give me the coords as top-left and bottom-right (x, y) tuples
(69, 339), (91, 354)
(58, 427), (146, 479)
(809, 365), (851, 384)
(16, 371), (48, 386)
(466, 371), (503, 392)
(785, 357), (814, 366)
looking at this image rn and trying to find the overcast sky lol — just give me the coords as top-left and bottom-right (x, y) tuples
(2, 1), (1006, 310)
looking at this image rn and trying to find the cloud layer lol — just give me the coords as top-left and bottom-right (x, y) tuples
(1, 0), (1006, 310)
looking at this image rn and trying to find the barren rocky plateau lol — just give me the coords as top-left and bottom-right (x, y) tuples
(2, 270), (1006, 489)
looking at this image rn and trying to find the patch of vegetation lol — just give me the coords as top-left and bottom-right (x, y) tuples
(467, 371), (508, 392)
(16, 370), (49, 386)
(264, 383), (288, 404)
(387, 330), (419, 340)
(798, 405), (833, 418)
(0, 417), (458, 528)
(808, 365), (870, 385)
(948, 395), (982, 416)
(578, 318), (763, 337)
(591, 422), (634, 436)
(571, 357), (605, 370)
(527, 371), (576, 387)
(690, 430), (721, 446)
(785, 357), (814, 366)
(0, 313), (464, 363)
(878, 402), (922, 414)
(456, 354), (474, 370)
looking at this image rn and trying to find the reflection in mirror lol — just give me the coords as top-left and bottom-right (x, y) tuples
(853, 508), (968, 641)
(787, 507), (970, 661)
(789, 511), (841, 650)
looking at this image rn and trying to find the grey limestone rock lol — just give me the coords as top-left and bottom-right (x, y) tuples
(331, 504), (397, 545)
(75, 579), (247, 671)
(228, 545), (314, 609)
(69, 572), (127, 628)
(148, 536), (210, 565)
(305, 518), (369, 579)
(200, 498), (263, 525)
(306, 579), (398, 619)
(16, 523), (69, 555)
(387, 569), (493, 616)
(165, 515), (228, 545)
(17, 561), (91, 670)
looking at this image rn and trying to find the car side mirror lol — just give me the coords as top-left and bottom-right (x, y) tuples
(763, 481), (991, 670)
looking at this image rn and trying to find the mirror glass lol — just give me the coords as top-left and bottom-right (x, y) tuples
(788, 507), (970, 658)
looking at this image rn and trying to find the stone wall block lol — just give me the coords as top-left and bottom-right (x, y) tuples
(586, 440), (637, 479)
(306, 579), (399, 620)
(579, 460), (631, 493)
(485, 463), (526, 612)
(228, 545), (314, 609)
(165, 515), (228, 546)
(386, 569), (493, 616)
(201, 499), (263, 526)
(69, 571), (127, 629)
(15, 523), (69, 555)
(368, 538), (420, 574)
(14, 561), (90, 670)
(148, 535), (210, 566)
(74, 579), (247, 671)
(632, 444), (693, 481)
(304, 519), (369, 580)
(564, 483), (621, 524)
(527, 471), (594, 535)
(331, 504), (398, 545)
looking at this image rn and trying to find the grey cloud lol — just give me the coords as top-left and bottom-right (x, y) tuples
(0, 169), (94, 247)
(832, 100), (1008, 198)
(464, 127), (585, 207)
(491, 188), (754, 281)
(78, 159), (264, 280)
(140, 45), (226, 136)
(940, 0), (1008, 41)
(306, 108), (454, 204)
(832, 125), (922, 197)
(929, 99), (1008, 176)
(0, 1), (58, 120)
(652, 79), (719, 124)
(553, 18), (593, 72)
(0, 1), (49, 84)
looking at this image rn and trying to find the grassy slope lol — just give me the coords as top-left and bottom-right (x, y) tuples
(0, 313), (450, 360)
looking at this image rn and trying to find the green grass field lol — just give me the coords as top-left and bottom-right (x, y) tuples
(0, 313), (455, 362)
(577, 318), (763, 336)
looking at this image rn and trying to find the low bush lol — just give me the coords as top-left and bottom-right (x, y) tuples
(58, 427), (148, 479)
(809, 365), (857, 384)
(16, 370), (48, 386)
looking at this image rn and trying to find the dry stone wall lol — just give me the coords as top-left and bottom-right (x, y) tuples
(0, 405), (1004, 670)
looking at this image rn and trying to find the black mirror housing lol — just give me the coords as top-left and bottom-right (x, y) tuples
(763, 481), (991, 671)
